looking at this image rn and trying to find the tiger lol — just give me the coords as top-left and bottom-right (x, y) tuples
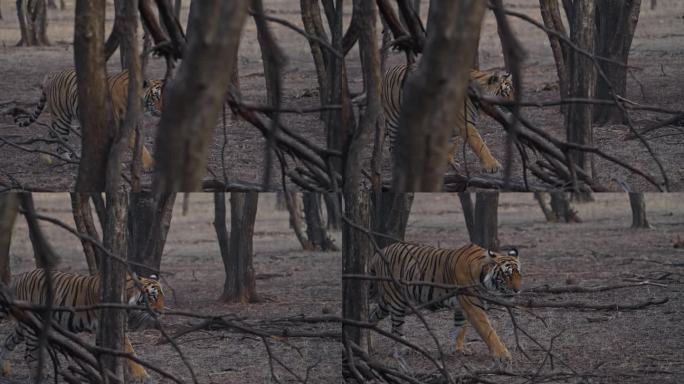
(369, 242), (520, 366)
(381, 64), (514, 173)
(14, 68), (163, 170)
(0, 269), (164, 383)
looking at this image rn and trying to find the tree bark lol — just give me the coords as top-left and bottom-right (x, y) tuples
(392, 1), (486, 191)
(473, 192), (499, 250)
(16, 0), (50, 46)
(283, 192), (313, 251)
(302, 194), (338, 251)
(70, 194), (103, 275)
(98, 192), (128, 382)
(539, 0), (570, 114)
(565, 0), (596, 182)
(300, 0), (330, 118)
(153, 1), (248, 192)
(324, 193), (341, 230)
(458, 192), (476, 241)
(19, 193), (60, 268)
(550, 192), (581, 223)
(593, 0), (641, 124)
(219, 192), (259, 303)
(534, 192), (557, 222)
(127, 192), (176, 276)
(629, 193), (651, 229)
(75, 0), (114, 191)
(371, 192), (413, 249)
(0, 194), (19, 285)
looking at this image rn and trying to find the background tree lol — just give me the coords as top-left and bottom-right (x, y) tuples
(127, 193), (176, 276)
(19, 193), (60, 267)
(302, 194), (338, 251)
(70, 194), (103, 274)
(0, 194), (19, 285)
(629, 193), (651, 229)
(217, 192), (259, 303)
(153, 1), (249, 192)
(472, 192), (499, 250)
(47, 0), (65, 10)
(392, 0), (486, 191)
(535, 192), (581, 223)
(593, 0), (642, 124)
(371, 192), (413, 249)
(16, 0), (50, 46)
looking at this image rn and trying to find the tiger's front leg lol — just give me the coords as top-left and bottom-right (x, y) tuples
(465, 122), (501, 173)
(126, 132), (154, 171)
(458, 296), (510, 367)
(124, 335), (152, 384)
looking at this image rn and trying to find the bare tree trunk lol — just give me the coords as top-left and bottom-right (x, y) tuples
(300, 0), (329, 117)
(473, 192), (499, 250)
(16, 0), (50, 46)
(372, 192), (413, 249)
(565, 0), (596, 182)
(0, 194), (19, 285)
(127, 192), (176, 276)
(458, 192), (476, 241)
(324, 193), (341, 230)
(70, 194), (103, 274)
(174, 0), (181, 18)
(303, 194), (338, 251)
(651, 0), (656, 9)
(392, 1), (486, 191)
(19, 194), (60, 268)
(534, 192), (557, 222)
(98, 192), (128, 382)
(539, 0), (570, 114)
(283, 192), (313, 251)
(550, 192), (581, 223)
(343, 0), (379, 372)
(593, 0), (641, 124)
(153, 1), (249, 192)
(219, 192), (259, 303)
(75, 0), (114, 191)
(629, 193), (651, 229)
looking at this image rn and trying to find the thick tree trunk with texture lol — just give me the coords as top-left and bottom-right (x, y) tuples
(75, 0), (114, 191)
(153, 1), (248, 192)
(17, 0), (50, 46)
(303, 194), (338, 251)
(593, 0), (641, 124)
(219, 192), (259, 303)
(372, 192), (413, 249)
(392, 1), (486, 191)
(473, 192), (499, 250)
(127, 192), (176, 276)
(0, 194), (19, 285)
(629, 193), (650, 229)
(70, 194), (103, 274)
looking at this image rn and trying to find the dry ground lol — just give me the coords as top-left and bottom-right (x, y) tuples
(367, 193), (684, 383)
(1, 194), (341, 383)
(0, 1), (683, 191)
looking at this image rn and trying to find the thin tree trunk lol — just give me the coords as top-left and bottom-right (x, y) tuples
(17, 0), (49, 46)
(392, 1), (486, 191)
(539, 0), (570, 114)
(283, 192), (313, 251)
(458, 192), (476, 242)
(300, 0), (329, 119)
(303, 193), (338, 251)
(220, 192), (259, 303)
(127, 192), (176, 276)
(534, 192), (557, 222)
(565, 0), (596, 183)
(372, 192), (413, 249)
(550, 192), (581, 223)
(0, 194), (19, 285)
(70, 193), (102, 274)
(174, 0), (181, 18)
(473, 192), (499, 250)
(153, 1), (249, 192)
(629, 193), (651, 229)
(19, 193), (60, 268)
(75, 0), (114, 191)
(324, 193), (341, 230)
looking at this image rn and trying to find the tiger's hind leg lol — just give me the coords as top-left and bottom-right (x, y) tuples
(127, 132), (154, 171)
(124, 335), (152, 384)
(448, 308), (469, 354)
(0, 327), (25, 377)
(465, 122), (501, 173)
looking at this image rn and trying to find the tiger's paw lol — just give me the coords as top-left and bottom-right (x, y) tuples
(1, 360), (10, 377)
(482, 159), (502, 173)
(490, 352), (512, 371)
(129, 374), (154, 384)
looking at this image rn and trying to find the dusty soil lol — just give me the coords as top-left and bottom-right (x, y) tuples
(1, 194), (341, 383)
(1, 1), (683, 191)
(367, 193), (684, 383)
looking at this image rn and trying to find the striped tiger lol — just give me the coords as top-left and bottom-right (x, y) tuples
(369, 242), (520, 366)
(381, 64), (513, 173)
(15, 68), (163, 170)
(0, 269), (164, 382)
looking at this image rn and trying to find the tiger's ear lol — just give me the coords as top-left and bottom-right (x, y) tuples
(508, 248), (519, 257)
(149, 274), (159, 280)
(487, 249), (496, 258)
(143, 79), (149, 88)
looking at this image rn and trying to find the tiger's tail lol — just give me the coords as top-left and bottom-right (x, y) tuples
(14, 90), (47, 127)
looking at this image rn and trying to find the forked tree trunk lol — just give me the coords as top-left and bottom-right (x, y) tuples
(392, 1), (486, 191)
(219, 192), (259, 303)
(303, 194), (338, 251)
(372, 192), (413, 249)
(153, 1), (249, 192)
(593, 0), (641, 124)
(0, 194), (19, 285)
(127, 192), (176, 276)
(70, 194), (103, 274)
(473, 192), (499, 250)
(629, 193), (651, 229)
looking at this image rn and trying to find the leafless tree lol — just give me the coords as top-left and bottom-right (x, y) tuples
(0, 193), (19, 285)
(127, 192), (176, 276)
(535, 192), (581, 223)
(216, 192), (259, 303)
(16, 0), (50, 46)
(629, 193), (651, 229)
(593, 0), (642, 124)
(472, 192), (499, 250)
(392, 1), (487, 191)
(153, 1), (248, 192)
(303, 193), (338, 251)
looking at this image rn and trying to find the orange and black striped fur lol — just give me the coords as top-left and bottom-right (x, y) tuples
(15, 68), (163, 170)
(369, 242), (520, 365)
(0, 269), (164, 382)
(381, 65), (514, 173)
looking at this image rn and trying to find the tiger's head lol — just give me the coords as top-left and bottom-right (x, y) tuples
(481, 248), (521, 295)
(472, 70), (514, 101)
(126, 274), (164, 330)
(142, 79), (164, 117)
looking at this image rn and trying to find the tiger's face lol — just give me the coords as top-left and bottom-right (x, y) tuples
(142, 79), (163, 117)
(483, 249), (521, 294)
(127, 274), (165, 312)
(484, 72), (514, 100)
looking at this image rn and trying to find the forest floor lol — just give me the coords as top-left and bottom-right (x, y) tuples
(367, 193), (684, 384)
(1, 194), (341, 383)
(0, 1), (683, 191)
